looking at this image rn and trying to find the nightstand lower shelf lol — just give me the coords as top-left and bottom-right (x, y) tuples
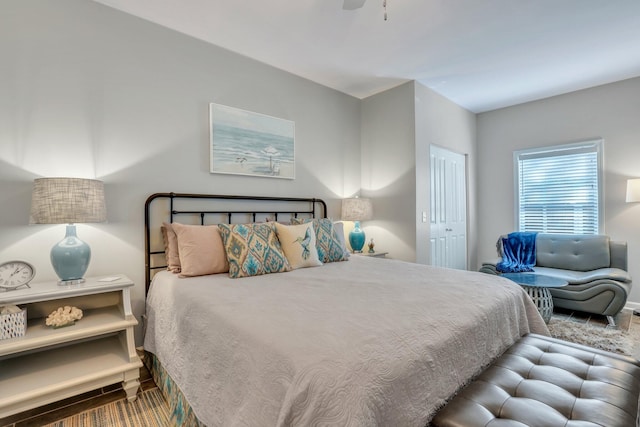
(0, 334), (142, 418)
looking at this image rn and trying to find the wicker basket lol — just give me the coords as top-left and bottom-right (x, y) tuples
(0, 307), (27, 340)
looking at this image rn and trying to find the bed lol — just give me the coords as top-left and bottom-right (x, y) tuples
(142, 193), (549, 426)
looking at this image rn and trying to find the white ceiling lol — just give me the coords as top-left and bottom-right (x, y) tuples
(93, 0), (640, 113)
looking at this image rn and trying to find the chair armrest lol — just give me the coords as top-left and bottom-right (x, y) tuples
(479, 258), (501, 275)
(610, 241), (628, 271)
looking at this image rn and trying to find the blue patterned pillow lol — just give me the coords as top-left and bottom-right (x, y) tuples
(291, 218), (349, 263)
(218, 223), (291, 278)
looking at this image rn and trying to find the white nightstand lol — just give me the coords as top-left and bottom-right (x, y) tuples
(354, 252), (389, 259)
(0, 275), (142, 418)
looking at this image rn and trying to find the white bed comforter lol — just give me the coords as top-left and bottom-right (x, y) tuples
(144, 256), (548, 427)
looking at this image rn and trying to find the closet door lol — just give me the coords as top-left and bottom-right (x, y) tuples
(429, 145), (467, 270)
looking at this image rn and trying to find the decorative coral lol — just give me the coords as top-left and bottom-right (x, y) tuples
(45, 306), (83, 328)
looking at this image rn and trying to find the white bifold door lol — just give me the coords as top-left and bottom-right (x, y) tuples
(429, 145), (467, 269)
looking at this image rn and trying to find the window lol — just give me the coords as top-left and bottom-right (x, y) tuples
(515, 140), (603, 234)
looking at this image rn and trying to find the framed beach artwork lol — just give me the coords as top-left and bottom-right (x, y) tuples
(209, 103), (295, 179)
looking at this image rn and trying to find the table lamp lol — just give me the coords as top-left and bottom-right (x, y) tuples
(341, 197), (373, 253)
(30, 177), (106, 285)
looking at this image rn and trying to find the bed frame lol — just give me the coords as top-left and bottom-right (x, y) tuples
(144, 192), (327, 292)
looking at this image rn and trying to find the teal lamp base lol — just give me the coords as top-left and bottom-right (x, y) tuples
(348, 221), (366, 253)
(51, 225), (91, 285)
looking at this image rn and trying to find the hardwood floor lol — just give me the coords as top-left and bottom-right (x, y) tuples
(1, 352), (157, 427)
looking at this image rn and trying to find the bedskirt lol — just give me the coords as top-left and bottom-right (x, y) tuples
(145, 351), (205, 427)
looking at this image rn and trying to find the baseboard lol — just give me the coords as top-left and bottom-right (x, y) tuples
(625, 301), (640, 311)
(625, 301), (640, 317)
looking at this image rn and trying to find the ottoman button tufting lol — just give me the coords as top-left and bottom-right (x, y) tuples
(432, 334), (640, 427)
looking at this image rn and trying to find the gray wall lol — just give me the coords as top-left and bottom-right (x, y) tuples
(414, 82), (477, 266)
(360, 82), (476, 266)
(0, 0), (361, 343)
(361, 82), (417, 262)
(477, 76), (640, 305)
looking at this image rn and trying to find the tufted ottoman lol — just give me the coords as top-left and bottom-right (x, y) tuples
(432, 334), (640, 427)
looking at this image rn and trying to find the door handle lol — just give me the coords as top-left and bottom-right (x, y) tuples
(445, 228), (452, 232)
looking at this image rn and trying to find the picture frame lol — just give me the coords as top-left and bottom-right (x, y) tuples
(209, 103), (295, 179)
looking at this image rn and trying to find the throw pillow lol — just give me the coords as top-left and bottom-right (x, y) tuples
(274, 222), (322, 269)
(291, 217), (349, 263)
(171, 223), (229, 277)
(161, 222), (181, 273)
(218, 223), (291, 278)
(332, 221), (351, 259)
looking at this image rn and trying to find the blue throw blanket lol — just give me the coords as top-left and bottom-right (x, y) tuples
(496, 232), (538, 273)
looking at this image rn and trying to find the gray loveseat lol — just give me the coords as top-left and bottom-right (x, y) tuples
(480, 233), (632, 326)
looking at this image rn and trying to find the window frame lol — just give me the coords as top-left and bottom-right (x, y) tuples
(513, 139), (604, 235)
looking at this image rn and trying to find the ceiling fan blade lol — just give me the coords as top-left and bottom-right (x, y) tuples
(343, 0), (367, 10)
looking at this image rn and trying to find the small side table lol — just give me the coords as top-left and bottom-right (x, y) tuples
(354, 252), (388, 259)
(0, 275), (142, 418)
(501, 272), (568, 323)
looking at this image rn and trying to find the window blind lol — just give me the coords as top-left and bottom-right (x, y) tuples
(516, 142), (601, 234)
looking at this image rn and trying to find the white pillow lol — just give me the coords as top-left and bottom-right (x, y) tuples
(275, 222), (323, 269)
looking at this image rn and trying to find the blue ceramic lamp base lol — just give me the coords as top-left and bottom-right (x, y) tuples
(348, 221), (366, 253)
(51, 224), (91, 285)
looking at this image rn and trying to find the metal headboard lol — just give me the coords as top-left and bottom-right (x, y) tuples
(144, 192), (327, 293)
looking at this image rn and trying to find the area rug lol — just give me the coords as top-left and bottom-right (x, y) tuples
(42, 388), (169, 427)
(547, 310), (634, 356)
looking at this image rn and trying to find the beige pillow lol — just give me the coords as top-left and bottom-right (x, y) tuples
(171, 223), (229, 277)
(275, 222), (322, 269)
(161, 222), (181, 273)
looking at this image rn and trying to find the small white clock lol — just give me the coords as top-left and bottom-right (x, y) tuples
(0, 260), (36, 290)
